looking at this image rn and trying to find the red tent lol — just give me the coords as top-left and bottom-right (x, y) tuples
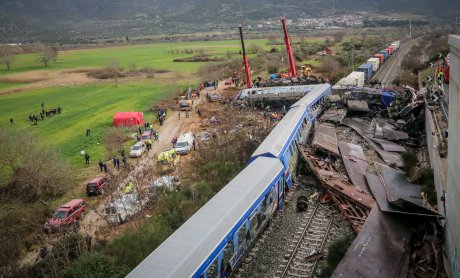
(113, 112), (143, 127)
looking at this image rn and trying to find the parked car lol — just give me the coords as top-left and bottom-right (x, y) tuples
(208, 91), (222, 102)
(104, 193), (145, 225)
(130, 142), (146, 158)
(140, 130), (153, 143)
(86, 176), (108, 196)
(174, 132), (195, 155)
(43, 199), (87, 232)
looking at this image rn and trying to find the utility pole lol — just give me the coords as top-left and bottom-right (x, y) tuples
(409, 18), (412, 38)
(455, 16), (460, 35)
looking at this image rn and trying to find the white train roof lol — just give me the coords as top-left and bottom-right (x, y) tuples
(127, 157), (284, 278)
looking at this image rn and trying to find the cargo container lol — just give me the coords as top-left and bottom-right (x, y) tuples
(367, 58), (380, 71)
(374, 54), (385, 64)
(358, 63), (374, 80)
(380, 50), (389, 60)
(386, 46), (395, 55)
(391, 40), (400, 50)
(390, 43), (399, 51)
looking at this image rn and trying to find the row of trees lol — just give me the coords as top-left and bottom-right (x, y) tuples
(0, 43), (59, 70)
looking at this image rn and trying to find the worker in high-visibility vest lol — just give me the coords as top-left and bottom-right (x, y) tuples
(125, 181), (134, 194)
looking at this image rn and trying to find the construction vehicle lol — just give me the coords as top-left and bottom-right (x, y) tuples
(300, 65), (312, 77)
(239, 25), (252, 88)
(178, 96), (193, 111)
(157, 149), (180, 174)
(281, 17), (297, 78)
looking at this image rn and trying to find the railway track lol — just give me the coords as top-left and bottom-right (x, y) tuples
(276, 203), (333, 278)
(372, 38), (418, 86)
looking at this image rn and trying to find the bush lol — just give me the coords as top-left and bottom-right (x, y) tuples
(0, 128), (73, 202)
(318, 235), (354, 278)
(59, 252), (128, 278)
(107, 217), (172, 269)
(103, 128), (128, 158)
(87, 66), (126, 79)
(418, 167), (437, 205)
(401, 151), (418, 173)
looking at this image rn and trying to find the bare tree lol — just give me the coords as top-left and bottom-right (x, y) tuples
(0, 44), (15, 70)
(37, 43), (59, 67)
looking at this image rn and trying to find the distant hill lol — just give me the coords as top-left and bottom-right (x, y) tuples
(1, 0), (458, 42)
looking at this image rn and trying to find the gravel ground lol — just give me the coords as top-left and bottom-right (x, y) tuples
(235, 175), (354, 278)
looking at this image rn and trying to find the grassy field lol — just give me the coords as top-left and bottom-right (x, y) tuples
(0, 81), (183, 166)
(0, 39), (274, 76)
(0, 82), (21, 89)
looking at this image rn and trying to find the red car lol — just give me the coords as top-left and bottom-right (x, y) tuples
(43, 199), (87, 232)
(86, 176), (108, 196)
(140, 130), (153, 143)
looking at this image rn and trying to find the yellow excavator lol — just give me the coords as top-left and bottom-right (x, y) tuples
(300, 65), (312, 77)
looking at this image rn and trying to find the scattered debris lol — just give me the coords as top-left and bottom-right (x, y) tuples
(378, 164), (442, 218)
(368, 137), (406, 152)
(312, 124), (340, 157)
(347, 100), (370, 112)
(321, 108), (347, 124)
(338, 141), (370, 194)
(332, 206), (412, 278)
(297, 143), (374, 233)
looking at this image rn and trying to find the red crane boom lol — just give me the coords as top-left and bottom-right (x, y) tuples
(239, 25), (252, 88)
(281, 17), (297, 77)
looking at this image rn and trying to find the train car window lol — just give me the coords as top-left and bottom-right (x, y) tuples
(237, 223), (247, 250)
(206, 258), (218, 278)
(261, 195), (267, 213)
(249, 211), (258, 237)
(222, 240), (234, 275)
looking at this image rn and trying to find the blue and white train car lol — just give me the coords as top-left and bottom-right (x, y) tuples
(127, 157), (285, 278)
(249, 83), (331, 193)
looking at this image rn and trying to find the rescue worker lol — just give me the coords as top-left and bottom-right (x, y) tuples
(125, 181), (134, 194)
(98, 159), (103, 171)
(147, 139), (152, 151)
(122, 155), (127, 167)
(84, 153), (90, 165)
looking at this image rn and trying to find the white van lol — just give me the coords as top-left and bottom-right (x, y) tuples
(174, 132), (194, 155)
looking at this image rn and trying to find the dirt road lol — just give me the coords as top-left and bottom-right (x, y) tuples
(78, 85), (211, 241)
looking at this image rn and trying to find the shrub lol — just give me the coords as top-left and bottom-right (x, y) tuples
(0, 128), (73, 202)
(59, 252), (128, 278)
(418, 167), (437, 205)
(401, 151), (418, 173)
(107, 217), (172, 269)
(103, 128), (128, 158)
(318, 235), (354, 278)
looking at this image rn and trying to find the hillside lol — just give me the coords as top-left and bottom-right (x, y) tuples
(1, 0), (459, 42)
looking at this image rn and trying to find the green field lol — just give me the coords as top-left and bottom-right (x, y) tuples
(0, 82), (182, 166)
(0, 39), (273, 76)
(0, 82), (21, 89)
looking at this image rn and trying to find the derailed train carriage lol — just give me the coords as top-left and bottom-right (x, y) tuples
(127, 84), (332, 278)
